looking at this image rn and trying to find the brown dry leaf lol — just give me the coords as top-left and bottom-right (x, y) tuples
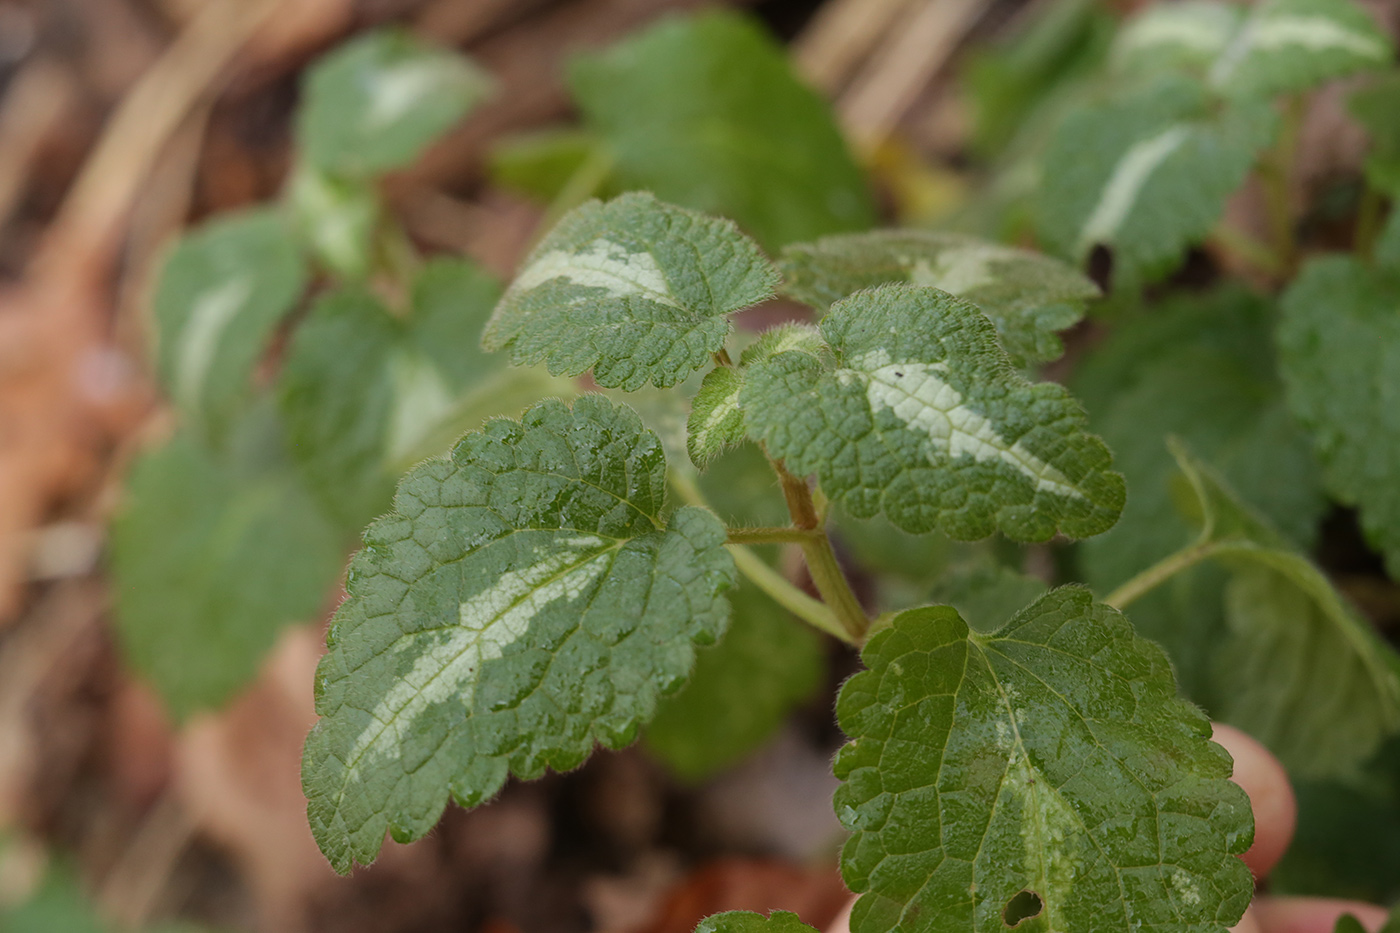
(174, 625), (335, 932)
(635, 859), (850, 933)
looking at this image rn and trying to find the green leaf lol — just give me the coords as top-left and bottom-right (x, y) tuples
(1111, 2), (1244, 80)
(1037, 76), (1275, 286)
(742, 285), (1124, 541)
(1207, 0), (1392, 100)
(1170, 442), (1400, 779)
(297, 28), (492, 177)
(152, 209), (307, 441)
(483, 193), (778, 390)
(1112, 0), (1390, 99)
(687, 366), (746, 466)
(489, 127), (609, 203)
(302, 396), (735, 872)
(1273, 742), (1400, 904)
(778, 231), (1099, 363)
(961, 0), (1114, 158)
(1278, 256), (1400, 579)
(279, 260), (505, 531)
(834, 588), (1254, 933)
(1074, 286), (1326, 703)
(645, 579), (824, 782)
(568, 10), (875, 251)
(111, 408), (344, 718)
(288, 160), (380, 281)
(695, 911), (820, 933)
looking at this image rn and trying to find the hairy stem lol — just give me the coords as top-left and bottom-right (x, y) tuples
(770, 459), (869, 640)
(1103, 540), (1223, 611)
(726, 543), (854, 644)
(668, 468), (853, 643)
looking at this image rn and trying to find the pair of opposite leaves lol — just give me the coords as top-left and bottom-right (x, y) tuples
(303, 194), (1252, 933)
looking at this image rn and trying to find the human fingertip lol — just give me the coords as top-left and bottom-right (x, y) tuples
(1211, 722), (1296, 879)
(1232, 905), (1263, 933)
(825, 898), (853, 933)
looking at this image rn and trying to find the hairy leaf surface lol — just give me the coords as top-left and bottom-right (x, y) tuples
(153, 209), (306, 441)
(835, 588), (1254, 933)
(1171, 445), (1400, 778)
(111, 411), (343, 718)
(695, 912), (820, 933)
(688, 367), (747, 466)
(569, 10), (875, 250)
(1278, 257), (1400, 579)
(297, 28), (491, 176)
(303, 396), (735, 872)
(1038, 76), (1274, 286)
(779, 231), (1098, 363)
(742, 285), (1123, 541)
(645, 580), (824, 781)
(279, 260), (504, 530)
(484, 193), (778, 390)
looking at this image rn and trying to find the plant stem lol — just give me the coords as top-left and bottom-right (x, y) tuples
(668, 468), (853, 643)
(1210, 224), (1282, 278)
(769, 458), (869, 641)
(1103, 540), (1223, 610)
(726, 543), (854, 644)
(530, 145), (616, 250)
(798, 533), (868, 641)
(774, 460), (820, 530)
(726, 526), (822, 545)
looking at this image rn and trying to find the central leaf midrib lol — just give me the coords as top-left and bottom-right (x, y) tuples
(331, 538), (627, 808)
(974, 639), (1138, 933)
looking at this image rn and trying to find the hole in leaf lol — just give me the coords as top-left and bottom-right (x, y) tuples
(1002, 890), (1043, 927)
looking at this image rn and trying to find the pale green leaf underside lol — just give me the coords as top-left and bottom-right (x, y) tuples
(1171, 443), (1400, 778)
(1038, 76), (1275, 286)
(835, 588), (1254, 933)
(696, 911), (820, 933)
(288, 160), (379, 281)
(687, 366), (746, 466)
(153, 209), (306, 441)
(644, 579), (824, 781)
(742, 285), (1124, 541)
(111, 412), (343, 719)
(297, 28), (492, 177)
(778, 231), (1099, 363)
(302, 396), (735, 872)
(1114, 0), (1390, 98)
(1278, 257), (1400, 580)
(483, 192), (778, 390)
